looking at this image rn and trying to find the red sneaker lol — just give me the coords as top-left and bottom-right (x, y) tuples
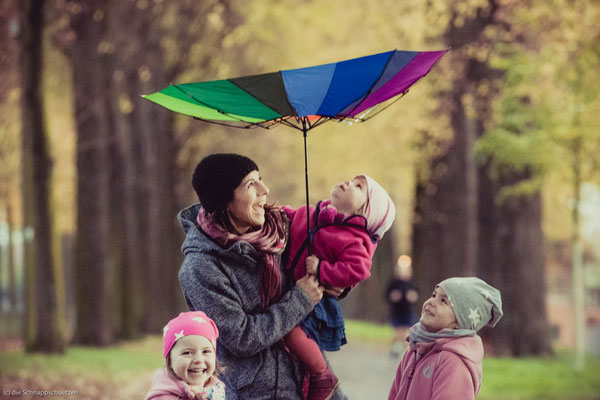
(307, 366), (340, 400)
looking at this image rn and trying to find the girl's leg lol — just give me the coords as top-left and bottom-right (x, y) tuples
(284, 326), (327, 375)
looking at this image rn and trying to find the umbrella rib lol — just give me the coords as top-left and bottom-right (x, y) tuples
(279, 119), (303, 131)
(190, 117), (260, 129)
(354, 90), (409, 121)
(190, 116), (289, 130)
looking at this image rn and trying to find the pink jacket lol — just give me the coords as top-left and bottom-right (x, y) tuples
(388, 335), (483, 400)
(145, 369), (226, 400)
(283, 201), (376, 288)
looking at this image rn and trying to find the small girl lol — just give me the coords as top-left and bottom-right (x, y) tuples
(145, 311), (225, 400)
(283, 174), (396, 400)
(388, 277), (503, 400)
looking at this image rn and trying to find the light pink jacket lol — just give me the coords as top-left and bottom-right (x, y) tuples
(388, 335), (483, 400)
(144, 369), (225, 400)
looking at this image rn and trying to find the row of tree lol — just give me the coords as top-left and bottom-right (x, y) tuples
(3, 0), (598, 358)
(14, 0), (251, 351)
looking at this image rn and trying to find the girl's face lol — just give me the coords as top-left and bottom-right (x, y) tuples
(227, 170), (269, 233)
(169, 335), (216, 387)
(330, 175), (368, 215)
(420, 286), (459, 332)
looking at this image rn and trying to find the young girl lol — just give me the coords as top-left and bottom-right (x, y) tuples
(283, 174), (396, 400)
(388, 277), (503, 400)
(145, 311), (225, 400)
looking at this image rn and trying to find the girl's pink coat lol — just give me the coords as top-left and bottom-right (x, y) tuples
(284, 204), (376, 288)
(145, 369), (194, 400)
(388, 335), (484, 400)
(145, 369), (225, 400)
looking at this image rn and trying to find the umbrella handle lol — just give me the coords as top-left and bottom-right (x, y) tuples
(302, 123), (312, 256)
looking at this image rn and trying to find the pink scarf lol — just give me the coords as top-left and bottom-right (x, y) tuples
(197, 206), (287, 309)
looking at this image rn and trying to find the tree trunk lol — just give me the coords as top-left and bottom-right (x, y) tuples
(411, 71), (479, 296)
(19, 0), (65, 353)
(482, 175), (552, 355)
(70, 0), (113, 346)
(130, 9), (186, 332)
(6, 200), (18, 312)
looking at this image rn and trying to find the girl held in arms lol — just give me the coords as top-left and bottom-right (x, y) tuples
(283, 174), (396, 400)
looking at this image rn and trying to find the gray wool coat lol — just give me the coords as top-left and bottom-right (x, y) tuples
(177, 204), (313, 400)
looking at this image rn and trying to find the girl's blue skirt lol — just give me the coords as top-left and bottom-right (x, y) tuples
(300, 296), (347, 351)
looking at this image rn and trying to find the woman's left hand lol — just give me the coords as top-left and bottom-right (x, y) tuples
(296, 274), (324, 305)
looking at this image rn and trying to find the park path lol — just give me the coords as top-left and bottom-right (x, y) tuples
(327, 339), (400, 399)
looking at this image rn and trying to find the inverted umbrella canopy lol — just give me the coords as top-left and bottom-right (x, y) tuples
(143, 49), (447, 252)
(143, 49), (447, 131)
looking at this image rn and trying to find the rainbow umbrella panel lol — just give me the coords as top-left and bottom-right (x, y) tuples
(143, 49), (447, 132)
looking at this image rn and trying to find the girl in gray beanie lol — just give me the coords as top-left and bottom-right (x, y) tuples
(388, 277), (502, 400)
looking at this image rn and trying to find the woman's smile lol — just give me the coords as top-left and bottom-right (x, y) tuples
(228, 170), (270, 233)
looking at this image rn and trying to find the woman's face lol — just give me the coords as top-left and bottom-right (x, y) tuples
(330, 175), (368, 215)
(419, 286), (459, 332)
(227, 170), (269, 233)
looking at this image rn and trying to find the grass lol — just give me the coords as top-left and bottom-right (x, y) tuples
(0, 336), (163, 381)
(480, 353), (600, 400)
(345, 318), (395, 342)
(1, 320), (599, 399)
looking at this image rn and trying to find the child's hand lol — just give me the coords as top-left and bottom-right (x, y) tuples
(324, 285), (345, 298)
(305, 255), (319, 275)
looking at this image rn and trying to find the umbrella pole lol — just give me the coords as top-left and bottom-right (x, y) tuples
(302, 122), (312, 256)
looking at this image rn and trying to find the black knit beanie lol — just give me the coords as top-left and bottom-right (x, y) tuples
(192, 153), (259, 214)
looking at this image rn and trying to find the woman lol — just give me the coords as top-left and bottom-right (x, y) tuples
(177, 153), (344, 400)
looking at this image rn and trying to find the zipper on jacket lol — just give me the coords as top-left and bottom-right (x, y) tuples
(403, 351), (418, 400)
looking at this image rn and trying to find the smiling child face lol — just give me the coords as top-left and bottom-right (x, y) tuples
(419, 286), (459, 333)
(169, 335), (216, 387)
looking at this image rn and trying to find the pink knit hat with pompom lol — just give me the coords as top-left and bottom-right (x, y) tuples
(162, 311), (219, 358)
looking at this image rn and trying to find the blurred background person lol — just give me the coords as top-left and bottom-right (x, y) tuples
(385, 255), (419, 357)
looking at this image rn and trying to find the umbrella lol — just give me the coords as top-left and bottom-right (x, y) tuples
(143, 49), (447, 251)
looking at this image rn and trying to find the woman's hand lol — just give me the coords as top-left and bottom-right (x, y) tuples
(296, 274), (324, 305)
(305, 255), (319, 275)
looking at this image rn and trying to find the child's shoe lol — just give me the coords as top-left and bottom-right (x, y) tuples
(307, 366), (340, 400)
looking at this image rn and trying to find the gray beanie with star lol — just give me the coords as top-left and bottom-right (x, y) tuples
(438, 277), (503, 332)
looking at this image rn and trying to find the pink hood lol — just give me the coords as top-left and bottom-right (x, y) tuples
(145, 369), (195, 400)
(388, 335), (483, 400)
